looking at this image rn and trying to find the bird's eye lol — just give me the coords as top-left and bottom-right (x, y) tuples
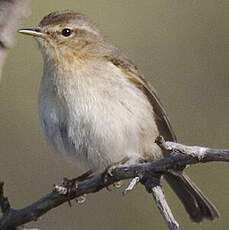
(61, 28), (72, 37)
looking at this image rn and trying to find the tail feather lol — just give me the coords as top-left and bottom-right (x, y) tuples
(165, 172), (219, 222)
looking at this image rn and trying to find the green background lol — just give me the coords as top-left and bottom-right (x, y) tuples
(0, 0), (229, 229)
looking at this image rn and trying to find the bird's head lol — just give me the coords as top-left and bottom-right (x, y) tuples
(19, 10), (105, 64)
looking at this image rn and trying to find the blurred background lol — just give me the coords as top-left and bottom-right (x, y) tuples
(0, 0), (229, 229)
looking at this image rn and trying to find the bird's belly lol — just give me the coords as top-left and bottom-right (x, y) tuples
(64, 101), (142, 170)
(40, 90), (161, 171)
(39, 63), (161, 171)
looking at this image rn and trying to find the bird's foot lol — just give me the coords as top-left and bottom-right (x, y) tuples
(53, 170), (93, 206)
(103, 157), (129, 190)
(62, 177), (79, 194)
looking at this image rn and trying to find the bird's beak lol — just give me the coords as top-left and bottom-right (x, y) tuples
(18, 28), (45, 38)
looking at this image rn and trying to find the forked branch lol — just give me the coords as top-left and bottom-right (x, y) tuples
(0, 136), (229, 230)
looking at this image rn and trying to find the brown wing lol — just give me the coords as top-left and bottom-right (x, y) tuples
(105, 54), (220, 223)
(105, 54), (176, 142)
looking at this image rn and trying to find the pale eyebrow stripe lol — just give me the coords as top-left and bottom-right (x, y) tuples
(44, 24), (99, 37)
(77, 25), (99, 36)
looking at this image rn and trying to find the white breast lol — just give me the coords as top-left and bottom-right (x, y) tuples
(39, 59), (161, 171)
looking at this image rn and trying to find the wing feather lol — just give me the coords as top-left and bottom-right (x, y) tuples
(105, 54), (176, 142)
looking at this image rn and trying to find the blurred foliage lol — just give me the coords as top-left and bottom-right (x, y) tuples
(0, 1), (229, 229)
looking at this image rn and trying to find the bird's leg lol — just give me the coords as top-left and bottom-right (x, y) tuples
(65, 169), (94, 184)
(54, 170), (93, 206)
(62, 169), (94, 192)
(106, 157), (129, 176)
(103, 157), (129, 190)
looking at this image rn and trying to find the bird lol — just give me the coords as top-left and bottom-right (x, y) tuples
(19, 10), (219, 222)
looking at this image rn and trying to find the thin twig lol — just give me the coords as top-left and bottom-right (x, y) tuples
(152, 185), (179, 230)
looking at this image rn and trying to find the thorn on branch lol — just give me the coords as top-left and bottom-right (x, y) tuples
(155, 136), (173, 152)
(123, 177), (140, 195)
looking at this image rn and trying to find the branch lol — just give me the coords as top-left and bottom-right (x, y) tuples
(152, 185), (179, 230)
(0, 0), (29, 79)
(0, 137), (229, 229)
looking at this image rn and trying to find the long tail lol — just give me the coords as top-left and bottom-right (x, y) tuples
(165, 171), (219, 222)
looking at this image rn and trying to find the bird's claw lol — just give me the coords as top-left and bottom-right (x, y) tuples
(62, 177), (79, 194)
(75, 194), (87, 204)
(53, 177), (88, 207)
(113, 181), (123, 189)
(103, 165), (116, 185)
